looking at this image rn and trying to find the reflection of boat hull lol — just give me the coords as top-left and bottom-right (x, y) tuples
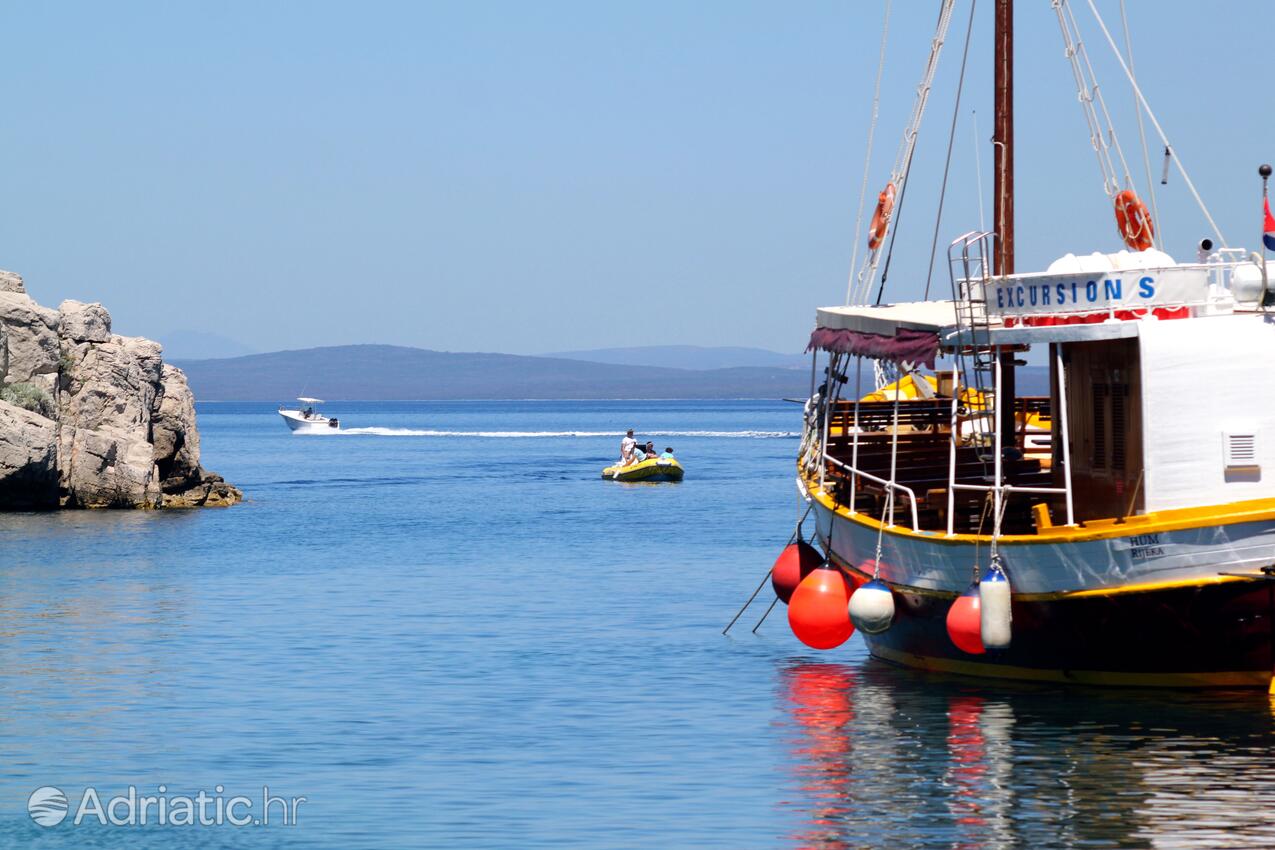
(602, 458), (684, 482)
(279, 410), (339, 433)
(809, 481), (1275, 687)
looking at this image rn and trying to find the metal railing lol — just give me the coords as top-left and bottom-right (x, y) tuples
(823, 452), (921, 532)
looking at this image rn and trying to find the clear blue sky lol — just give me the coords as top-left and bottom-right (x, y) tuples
(1, 2), (1270, 355)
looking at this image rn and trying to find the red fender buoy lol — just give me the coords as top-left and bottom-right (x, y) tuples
(772, 541), (823, 604)
(946, 583), (985, 655)
(788, 566), (856, 650)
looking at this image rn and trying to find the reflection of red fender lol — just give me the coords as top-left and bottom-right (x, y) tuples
(783, 663), (856, 849)
(785, 663), (856, 729)
(947, 695), (988, 828)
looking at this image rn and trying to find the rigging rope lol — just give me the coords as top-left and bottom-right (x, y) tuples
(924, 0), (977, 300)
(1118, 0), (1162, 250)
(1084, 0), (1228, 247)
(1051, 0), (1134, 200)
(850, 0), (957, 306)
(845, 1), (893, 305)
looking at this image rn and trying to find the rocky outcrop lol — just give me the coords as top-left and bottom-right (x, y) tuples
(151, 364), (239, 507)
(0, 271), (240, 509)
(0, 400), (57, 508)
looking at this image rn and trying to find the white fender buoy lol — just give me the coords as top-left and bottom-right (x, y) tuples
(979, 564), (1012, 649)
(848, 578), (895, 635)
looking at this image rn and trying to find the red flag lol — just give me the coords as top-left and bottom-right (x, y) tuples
(1265, 198), (1275, 252)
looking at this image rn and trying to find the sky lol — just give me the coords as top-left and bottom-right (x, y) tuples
(1, 1), (1271, 356)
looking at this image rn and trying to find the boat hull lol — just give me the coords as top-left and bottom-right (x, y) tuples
(808, 485), (1275, 687)
(279, 410), (338, 433)
(852, 570), (1272, 687)
(602, 458), (684, 482)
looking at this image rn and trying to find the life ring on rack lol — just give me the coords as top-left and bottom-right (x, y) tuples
(867, 183), (896, 251)
(1113, 189), (1155, 252)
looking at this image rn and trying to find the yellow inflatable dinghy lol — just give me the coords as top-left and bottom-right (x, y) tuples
(601, 457), (685, 482)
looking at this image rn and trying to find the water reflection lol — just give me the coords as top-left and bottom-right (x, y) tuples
(779, 659), (1275, 848)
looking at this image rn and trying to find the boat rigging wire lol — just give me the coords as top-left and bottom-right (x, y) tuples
(873, 142), (917, 306)
(845, 0), (893, 305)
(1083, 0), (1228, 247)
(1051, 0), (1135, 200)
(851, 0), (957, 306)
(1118, 0), (1163, 249)
(924, 0), (978, 300)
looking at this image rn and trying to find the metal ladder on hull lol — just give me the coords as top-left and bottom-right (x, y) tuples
(947, 231), (998, 467)
(948, 232), (997, 394)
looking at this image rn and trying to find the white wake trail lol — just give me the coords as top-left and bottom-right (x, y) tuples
(304, 428), (797, 439)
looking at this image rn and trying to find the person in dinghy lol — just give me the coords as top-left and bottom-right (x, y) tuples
(602, 431), (684, 482)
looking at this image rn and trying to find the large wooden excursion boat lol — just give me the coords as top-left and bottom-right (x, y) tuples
(791, 0), (1275, 687)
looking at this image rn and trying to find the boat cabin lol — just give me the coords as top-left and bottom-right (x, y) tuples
(807, 244), (1275, 537)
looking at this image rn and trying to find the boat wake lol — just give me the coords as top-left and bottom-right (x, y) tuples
(308, 428), (797, 439)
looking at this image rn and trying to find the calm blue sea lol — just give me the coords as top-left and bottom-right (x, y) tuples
(1, 400), (1273, 848)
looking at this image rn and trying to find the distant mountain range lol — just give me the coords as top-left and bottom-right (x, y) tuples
(174, 345), (814, 401)
(174, 344), (1050, 401)
(544, 345), (808, 371)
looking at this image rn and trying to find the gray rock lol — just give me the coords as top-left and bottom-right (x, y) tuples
(0, 399), (58, 508)
(0, 291), (60, 385)
(162, 472), (242, 508)
(0, 270), (25, 294)
(58, 299), (112, 343)
(152, 364), (202, 490)
(58, 426), (161, 508)
(58, 336), (166, 508)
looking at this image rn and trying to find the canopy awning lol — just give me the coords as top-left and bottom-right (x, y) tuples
(808, 301), (957, 368)
(297, 397), (324, 404)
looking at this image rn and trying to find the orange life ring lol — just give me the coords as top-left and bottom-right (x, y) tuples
(867, 183), (896, 251)
(1113, 189), (1154, 252)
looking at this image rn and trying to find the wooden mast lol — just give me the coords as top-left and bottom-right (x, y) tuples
(994, 0), (1016, 444)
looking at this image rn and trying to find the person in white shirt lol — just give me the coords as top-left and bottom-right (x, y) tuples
(620, 429), (637, 466)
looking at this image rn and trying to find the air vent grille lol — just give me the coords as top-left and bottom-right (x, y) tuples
(1224, 431), (1259, 469)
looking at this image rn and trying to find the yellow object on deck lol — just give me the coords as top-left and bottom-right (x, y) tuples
(601, 457), (685, 482)
(860, 373), (939, 402)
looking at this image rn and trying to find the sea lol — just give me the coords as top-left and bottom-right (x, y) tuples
(1, 399), (1273, 849)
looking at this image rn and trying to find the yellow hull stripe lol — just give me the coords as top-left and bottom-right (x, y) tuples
(805, 468), (1275, 546)
(868, 642), (1271, 688)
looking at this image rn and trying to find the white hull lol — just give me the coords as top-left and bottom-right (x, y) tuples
(805, 481), (1275, 596)
(279, 409), (338, 433)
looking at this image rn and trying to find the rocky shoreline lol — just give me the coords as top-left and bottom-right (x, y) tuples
(0, 270), (240, 509)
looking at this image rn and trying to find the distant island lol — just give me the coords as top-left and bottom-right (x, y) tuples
(543, 345), (810, 371)
(174, 344), (814, 401)
(174, 344), (1050, 401)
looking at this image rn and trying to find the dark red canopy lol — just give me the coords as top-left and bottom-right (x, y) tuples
(806, 326), (938, 368)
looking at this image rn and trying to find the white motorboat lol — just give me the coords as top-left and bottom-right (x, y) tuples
(279, 397), (339, 433)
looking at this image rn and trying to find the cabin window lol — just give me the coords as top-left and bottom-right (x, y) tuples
(1110, 383), (1128, 472)
(1091, 383), (1107, 469)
